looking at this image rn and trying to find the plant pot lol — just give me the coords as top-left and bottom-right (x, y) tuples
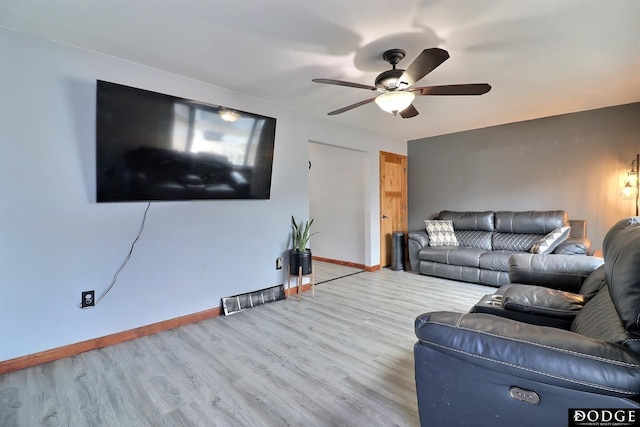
(289, 249), (312, 275)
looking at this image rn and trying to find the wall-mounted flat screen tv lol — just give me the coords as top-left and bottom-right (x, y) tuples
(96, 80), (276, 202)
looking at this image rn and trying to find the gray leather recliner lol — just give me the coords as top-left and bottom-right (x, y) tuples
(414, 217), (640, 426)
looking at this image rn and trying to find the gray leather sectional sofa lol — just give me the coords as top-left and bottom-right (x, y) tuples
(408, 210), (592, 287)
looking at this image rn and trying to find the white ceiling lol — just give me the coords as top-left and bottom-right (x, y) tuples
(1, 0), (639, 141)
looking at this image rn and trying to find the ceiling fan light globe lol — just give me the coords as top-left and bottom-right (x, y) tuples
(375, 91), (415, 114)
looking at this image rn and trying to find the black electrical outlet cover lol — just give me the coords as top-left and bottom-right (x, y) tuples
(81, 290), (95, 308)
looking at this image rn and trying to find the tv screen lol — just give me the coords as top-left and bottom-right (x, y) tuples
(96, 80), (276, 202)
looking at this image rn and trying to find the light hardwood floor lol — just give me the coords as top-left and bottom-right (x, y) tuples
(0, 263), (493, 427)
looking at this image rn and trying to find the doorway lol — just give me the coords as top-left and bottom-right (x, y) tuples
(379, 151), (408, 267)
(309, 142), (366, 266)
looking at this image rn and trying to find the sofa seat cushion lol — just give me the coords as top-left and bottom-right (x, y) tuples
(479, 250), (520, 271)
(419, 246), (485, 268)
(479, 270), (511, 287)
(419, 262), (481, 284)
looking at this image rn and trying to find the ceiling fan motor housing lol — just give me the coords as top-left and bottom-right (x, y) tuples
(375, 69), (404, 90)
(376, 49), (407, 90)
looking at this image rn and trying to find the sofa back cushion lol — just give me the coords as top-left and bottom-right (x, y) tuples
(602, 216), (640, 256)
(438, 211), (494, 250)
(437, 210), (575, 252)
(604, 218), (640, 336)
(494, 210), (569, 234)
(438, 211), (494, 231)
(454, 230), (493, 251)
(570, 286), (640, 352)
(580, 265), (607, 299)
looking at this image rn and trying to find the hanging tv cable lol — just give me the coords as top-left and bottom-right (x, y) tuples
(94, 202), (151, 306)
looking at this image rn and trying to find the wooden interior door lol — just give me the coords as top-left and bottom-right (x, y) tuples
(379, 151), (408, 267)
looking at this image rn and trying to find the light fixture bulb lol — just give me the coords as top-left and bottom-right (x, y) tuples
(374, 91), (415, 115)
(628, 170), (638, 187)
(622, 181), (634, 199)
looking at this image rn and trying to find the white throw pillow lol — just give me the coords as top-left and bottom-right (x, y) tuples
(530, 226), (571, 254)
(424, 220), (459, 246)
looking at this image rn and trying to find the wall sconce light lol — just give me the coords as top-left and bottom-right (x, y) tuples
(622, 181), (634, 199)
(622, 154), (640, 216)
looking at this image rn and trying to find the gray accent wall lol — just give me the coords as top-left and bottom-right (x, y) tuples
(408, 103), (640, 250)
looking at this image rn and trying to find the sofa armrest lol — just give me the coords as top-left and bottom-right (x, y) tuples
(568, 219), (588, 238)
(501, 285), (585, 318)
(554, 236), (591, 255)
(415, 311), (640, 398)
(408, 230), (429, 272)
(509, 253), (604, 293)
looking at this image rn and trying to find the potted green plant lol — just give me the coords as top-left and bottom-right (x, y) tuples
(289, 216), (317, 276)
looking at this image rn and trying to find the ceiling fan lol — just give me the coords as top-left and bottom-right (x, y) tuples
(313, 48), (491, 118)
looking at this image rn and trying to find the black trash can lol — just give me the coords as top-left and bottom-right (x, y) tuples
(391, 231), (405, 271)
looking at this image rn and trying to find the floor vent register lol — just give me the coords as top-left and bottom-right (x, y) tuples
(222, 284), (286, 316)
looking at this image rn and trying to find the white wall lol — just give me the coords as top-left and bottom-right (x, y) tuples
(309, 142), (366, 265)
(0, 28), (405, 361)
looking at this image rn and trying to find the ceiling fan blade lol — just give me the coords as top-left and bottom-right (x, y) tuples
(399, 104), (419, 118)
(327, 97), (376, 115)
(397, 48), (450, 88)
(412, 83), (492, 96)
(312, 78), (377, 91)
